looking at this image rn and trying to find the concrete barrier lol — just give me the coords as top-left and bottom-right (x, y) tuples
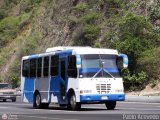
(125, 95), (160, 103)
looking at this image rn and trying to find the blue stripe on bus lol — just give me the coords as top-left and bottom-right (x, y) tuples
(80, 94), (125, 102)
(55, 49), (73, 56)
(23, 78), (35, 102)
(28, 54), (39, 59)
(49, 76), (61, 103)
(80, 68), (119, 73)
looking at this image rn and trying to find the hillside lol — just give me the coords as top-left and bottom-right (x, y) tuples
(0, 0), (160, 94)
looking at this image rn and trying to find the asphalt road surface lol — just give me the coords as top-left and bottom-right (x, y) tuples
(0, 97), (160, 120)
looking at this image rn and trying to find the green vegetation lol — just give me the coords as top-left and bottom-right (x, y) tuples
(81, 12), (101, 24)
(0, 0), (159, 91)
(74, 2), (89, 12)
(0, 12), (31, 48)
(148, 0), (160, 22)
(20, 31), (43, 56)
(138, 48), (160, 82)
(122, 69), (147, 91)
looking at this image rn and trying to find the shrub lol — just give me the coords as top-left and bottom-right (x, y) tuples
(83, 24), (101, 40)
(148, 0), (160, 22)
(21, 32), (43, 56)
(119, 13), (152, 39)
(0, 9), (6, 20)
(116, 36), (153, 72)
(122, 69), (147, 91)
(74, 2), (89, 12)
(0, 12), (31, 48)
(138, 47), (160, 83)
(0, 16), (19, 47)
(81, 12), (101, 24)
(9, 74), (20, 88)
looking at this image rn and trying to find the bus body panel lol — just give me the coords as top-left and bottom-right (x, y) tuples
(22, 77), (35, 103)
(80, 94), (125, 102)
(35, 77), (50, 103)
(49, 76), (60, 103)
(67, 78), (80, 102)
(21, 47), (128, 108)
(79, 78), (124, 103)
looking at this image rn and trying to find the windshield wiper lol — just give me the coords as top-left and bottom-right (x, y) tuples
(91, 68), (102, 80)
(103, 68), (116, 80)
(91, 67), (116, 80)
(91, 54), (116, 80)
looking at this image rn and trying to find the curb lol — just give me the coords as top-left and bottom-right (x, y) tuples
(125, 95), (160, 103)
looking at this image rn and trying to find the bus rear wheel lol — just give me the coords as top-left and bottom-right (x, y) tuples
(105, 101), (116, 110)
(33, 92), (49, 109)
(67, 93), (81, 110)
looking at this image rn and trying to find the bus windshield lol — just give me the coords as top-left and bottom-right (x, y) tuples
(80, 54), (120, 78)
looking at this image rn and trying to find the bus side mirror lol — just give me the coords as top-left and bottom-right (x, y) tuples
(118, 54), (128, 69)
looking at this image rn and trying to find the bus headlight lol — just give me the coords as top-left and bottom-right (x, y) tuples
(80, 90), (92, 94)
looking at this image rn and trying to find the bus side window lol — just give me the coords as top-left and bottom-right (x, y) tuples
(50, 55), (59, 76)
(68, 55), (77, 78)
(43, 56), (49, 77)
(22, 60), (30, 77)
(37, 57), (42, 77)
(30, 59), (37, 78)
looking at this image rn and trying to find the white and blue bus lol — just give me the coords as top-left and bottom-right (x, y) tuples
(21, 46), (128, 110)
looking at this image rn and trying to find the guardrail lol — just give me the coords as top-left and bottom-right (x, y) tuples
(125, 95), (160, 103)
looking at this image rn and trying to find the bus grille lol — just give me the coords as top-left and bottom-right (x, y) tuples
(96, 84), (111, 94)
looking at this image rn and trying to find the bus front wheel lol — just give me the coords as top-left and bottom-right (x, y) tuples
(105, 101), (116, 110)
(67, 93), (81, 110)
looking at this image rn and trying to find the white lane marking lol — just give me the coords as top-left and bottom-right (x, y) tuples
(119, 107), (160, 111)
(18, 115), (79, 120)
(120, 102), (160, 105)
(0, 103), (31, 106)
(34, 109), (78, 113)
(0, 107), (8, 108)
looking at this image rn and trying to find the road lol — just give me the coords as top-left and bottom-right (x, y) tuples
(0, 97), (160, 120)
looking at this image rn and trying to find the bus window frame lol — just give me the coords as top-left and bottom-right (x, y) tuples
(30, 58), (37, 78)
(43, 56), (50, 77)
(22, 59), (30, 78)
(68, 55), (77, 78)
(50, 55), (59, 76)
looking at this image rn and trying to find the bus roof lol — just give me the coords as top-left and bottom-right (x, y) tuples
(22, 46), (118, 60)
(46, 46), (118, 55)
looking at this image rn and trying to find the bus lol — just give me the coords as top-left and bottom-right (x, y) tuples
(21, 46), (128, 110)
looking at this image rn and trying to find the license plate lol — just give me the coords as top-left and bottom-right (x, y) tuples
(101, 96), (108, 100)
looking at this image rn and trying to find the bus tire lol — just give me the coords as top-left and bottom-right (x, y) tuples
(33, 92), (41, 109)
(41, 103), (49, 109)
(33, 92), (49, 109)
(105, 101), (116, 110)
(67, 93), (81, 110)
(12, 98), (16, 102)
(60, 104), (66, 107)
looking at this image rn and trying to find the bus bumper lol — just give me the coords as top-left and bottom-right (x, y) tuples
(80, 94), (125, 102)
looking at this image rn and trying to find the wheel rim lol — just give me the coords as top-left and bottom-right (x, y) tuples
(70, 95), (76, 107)
(36, 94), (41, 106)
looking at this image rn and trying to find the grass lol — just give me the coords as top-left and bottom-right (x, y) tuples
(0, 12), (31, 47)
